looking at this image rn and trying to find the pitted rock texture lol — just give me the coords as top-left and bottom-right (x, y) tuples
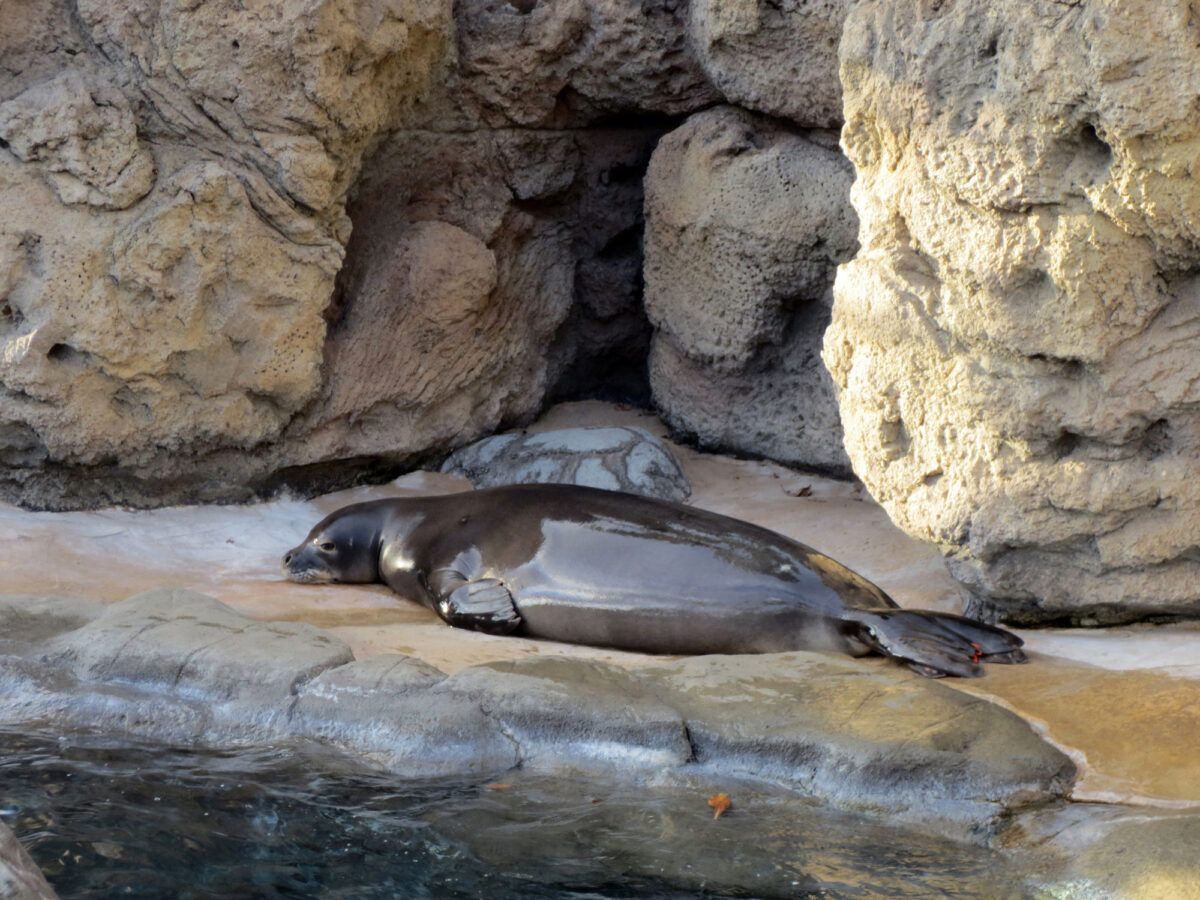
(1, 0), (693, 509)
(644, 106), (858, 471)
(688, 0), (853, 128)
(441, 426), (691, 501)
(825, 0), (1200, 624)
(0, 70), (154, 210)
(0, 821), (56, 900)
(417, 0), (719, 130)
(0, 0), (452, 509)
(0, 590), (1073, 838)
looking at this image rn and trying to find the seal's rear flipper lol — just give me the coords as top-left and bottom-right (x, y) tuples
(429, 570), (522, 635)
(852, 609), (1026, 678)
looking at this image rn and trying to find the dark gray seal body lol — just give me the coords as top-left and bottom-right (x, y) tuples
(283, 484), (1025, 677)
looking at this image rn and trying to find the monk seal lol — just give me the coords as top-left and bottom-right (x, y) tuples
(282, 484), (1026, 678)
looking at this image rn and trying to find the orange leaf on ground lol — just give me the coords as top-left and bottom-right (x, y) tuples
(485, 783), (513, 791)
(707, 793), (732, 819)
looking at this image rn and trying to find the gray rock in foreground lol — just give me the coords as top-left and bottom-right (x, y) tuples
(441, 426), (691, 502)
(0, 590), (1073, 840)
(0, 820), (56, 900)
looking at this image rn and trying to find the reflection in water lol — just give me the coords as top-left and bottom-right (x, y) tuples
(0, 730), (1020, 899)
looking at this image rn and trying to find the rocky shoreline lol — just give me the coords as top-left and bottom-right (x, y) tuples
(4, 588), (1198, 897)
(0, 589), (1071, 839)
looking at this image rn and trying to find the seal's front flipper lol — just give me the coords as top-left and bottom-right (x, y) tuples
(853, 609), (1026, 678)
(429, 569), (522, 635)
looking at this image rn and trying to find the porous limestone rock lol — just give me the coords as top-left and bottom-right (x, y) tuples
(0, 70), (154, 210)
(0, 0), (453, 508)
(644, 106), (858, 471)
(1, 0), (691, 508)
(424, 0), (719, 129)
(826, 0), (1200, 624)
(688, 0), (853, 128)
(441, 426), (691, 501)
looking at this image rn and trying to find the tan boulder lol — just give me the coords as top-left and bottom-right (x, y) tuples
(825, 0), (1200, 623)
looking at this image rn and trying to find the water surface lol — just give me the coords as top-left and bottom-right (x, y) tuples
(0, 729), (1020, 898)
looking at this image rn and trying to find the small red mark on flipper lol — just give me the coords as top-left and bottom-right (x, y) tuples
(970, 642), (983, 663)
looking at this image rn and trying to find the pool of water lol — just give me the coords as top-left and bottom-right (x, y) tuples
(0, 729), (1022, 899)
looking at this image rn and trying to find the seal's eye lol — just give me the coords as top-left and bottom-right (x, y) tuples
(318, 540), (336, 552)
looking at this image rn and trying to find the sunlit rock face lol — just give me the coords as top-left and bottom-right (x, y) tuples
(0, 0), (452, 508)
(637, 0), (863, 473)
(644, 106), (858, 471)
(825, 0), (1200, 624)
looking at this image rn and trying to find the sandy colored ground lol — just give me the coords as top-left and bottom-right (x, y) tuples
(1, 401), (1197, 809)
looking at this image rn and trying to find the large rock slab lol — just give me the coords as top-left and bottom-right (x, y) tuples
(292, 655), (518, 776)
(0, 591), (1073, 836)
(440, 426), (690, 501)
(644, 106), (858, 471)
(826, 0), (1200, 624)
(44, 589), (353, 706)
(649, 653), (1075, 835)
(1004, 804), (1200, 898)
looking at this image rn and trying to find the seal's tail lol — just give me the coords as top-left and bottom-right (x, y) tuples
(852, 609), (1027, 678)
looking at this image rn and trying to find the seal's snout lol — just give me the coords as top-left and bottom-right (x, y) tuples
(282, 542), (337, 584)
(281, 545), (307, 580)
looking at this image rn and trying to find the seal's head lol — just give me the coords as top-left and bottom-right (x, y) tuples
(282, 504), (383, 584)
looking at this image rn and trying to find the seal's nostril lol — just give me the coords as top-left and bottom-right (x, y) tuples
(284, 553), (293, 565)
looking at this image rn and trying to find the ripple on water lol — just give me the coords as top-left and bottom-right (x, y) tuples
(0, 729), (1025, 899)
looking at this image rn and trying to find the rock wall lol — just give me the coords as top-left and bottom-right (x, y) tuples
(0, 0), (718, 508)
(826, 0), (1200, 624)
(0, 0), (863, 509)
